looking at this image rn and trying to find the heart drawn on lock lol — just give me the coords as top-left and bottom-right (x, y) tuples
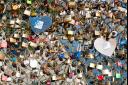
(29, 16), (52, 34)
(94, 37), (117, 57)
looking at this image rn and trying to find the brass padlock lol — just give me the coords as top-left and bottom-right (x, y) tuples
(68, 1), (76, 8)
(12, 3), (21, 10)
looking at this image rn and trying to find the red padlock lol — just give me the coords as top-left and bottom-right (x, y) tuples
(46, 80), (51, 85)
(97, 75), (104, 81)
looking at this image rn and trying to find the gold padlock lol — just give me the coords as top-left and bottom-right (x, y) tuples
(68, 1), (76, 8)
(12, 4), (20, 10)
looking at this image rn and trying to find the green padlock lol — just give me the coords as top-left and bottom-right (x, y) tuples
(27, 0), (32, 4)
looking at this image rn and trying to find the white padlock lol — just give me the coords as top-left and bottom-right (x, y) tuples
(22, 42), (28, 48)
(29, 42), (37, 48)
(22, 34), (28, 38)
(89, 63), (95, 68)
(10, 38), (16, 43)
(96, 64), (103, 70)
(10, 20), (15, 25)
(14, 34), (20, 38)
(24, 8), (31, 16)
(52, 75), (57, 81)
(16, 72), (21, 78)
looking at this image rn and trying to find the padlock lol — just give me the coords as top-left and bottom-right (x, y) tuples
(0, 61), (3, 66)
(89, 63), (95, 68)
(1, 75), (8, 81)
(68, 30), (74, 35)
(96, 64), (103, 70)
(87, 54), (94, 59)
(29, 42), (38, 48)
(19, 55), (24, 58)
(22, 33), (28, 38)
(52, 75), (57, 81)
(7, 77), (12, 82)
(96, 11), (101, 17)
(64, 15), (72, 22)
(86, 11), (91, 18)
(102, 69), (110, 75)
(10, 20), (15, 25)
(29, 59), (38, 68)
(16, 18), (21, 25)
(27, 0), (32, 5)
(16, 72), (21, 78)
(14, 33), (20, 38)
(24, 8), (31, 16)
(12, 3), (20, 10)
(22, 42), (28, 48)
(10, 38), (16, 43)
(0, 40), (7, 48)
(108, 71), (113, 77)
(68, 1), (76, 8)
(2, 15), (7, 21)
(77, 73), (83, 78)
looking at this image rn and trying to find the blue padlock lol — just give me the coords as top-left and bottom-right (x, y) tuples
(58, 53), (65, 59)
(74, 51), (81, 60)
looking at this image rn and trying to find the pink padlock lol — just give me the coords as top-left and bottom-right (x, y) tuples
(1, 75), (8, 81)
(69, 72), (75, 78)
(46, 80), (51, 85)
(0, 40), (7, 48)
